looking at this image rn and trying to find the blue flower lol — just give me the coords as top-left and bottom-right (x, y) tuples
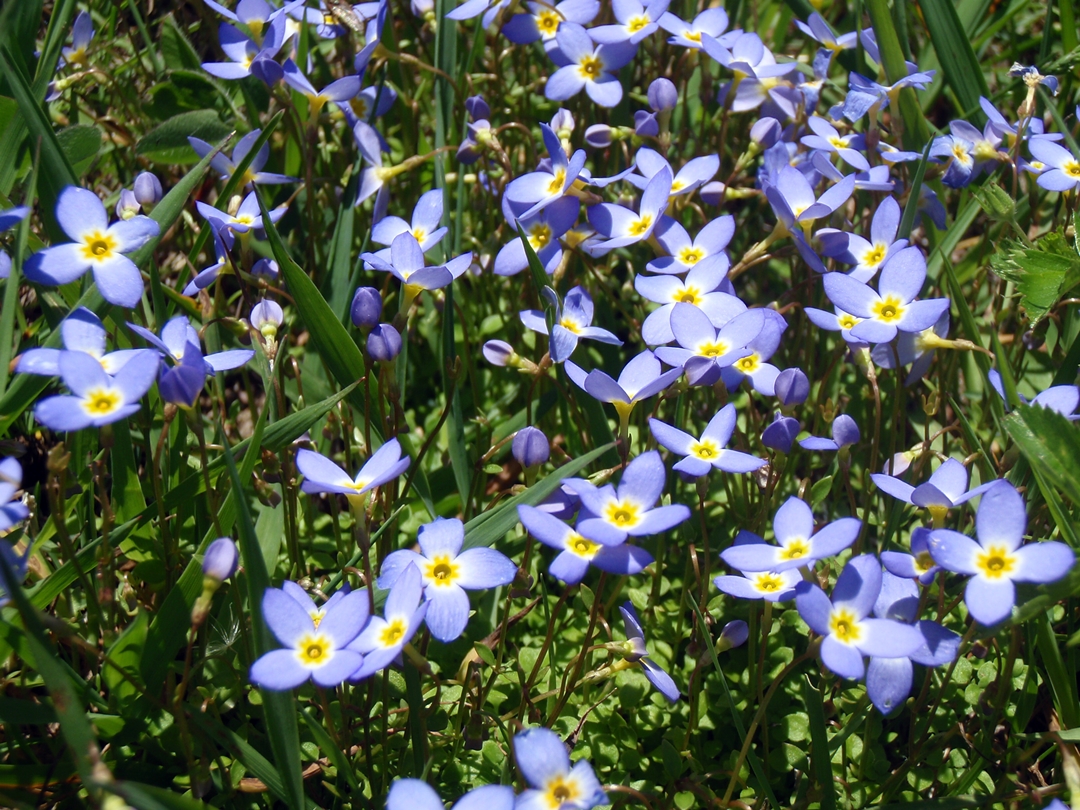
(347, 563), (429, 680)
(504, 124), (588, 220)
(720, 496), (859, 573)
(799, 414), (860, 453)
(585, 167), (672, 256)
(647, 213), (734, 276)
(296, 438), (410, 499)
(818, 196), (907, 283)
(795, 554), (925, 681)
(865, 570), (960, 714)
(16, 306), (155, 377)
(34, 350), (159, 432)
(987, 369), (1080, 418)
(513, 727), (608, 810)
(519, 285), (622, 363)
(201, 17), (288, 82)
(502, 0), (600, 44)
(649, 403), (765, 477)
(370, 189), (448, 259)
(517, 505), (654, 584)
(637, 264), (738, 346)
(24, 187), (159, 309)
(377, 518), (517, 642)
(618, 602), (679, 702)
(654, 304), (766, 386)
(361, 231), (471, 298)
(249, 584), (369, 690)
(928, 481), (1075, 626)
(544, 24), (636, 108)
(386, 779), (515, 810)
(566, 450), (690, 545)
(714, 567), (801, 602)
(189, 129), (296, 186)
(496, 197), (579, 277)
(881, 527), (940, 586)
(871, 458), (991, 526)
(658, 7), (732, 50)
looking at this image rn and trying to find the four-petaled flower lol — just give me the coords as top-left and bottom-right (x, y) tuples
(513, 727), (608, 810)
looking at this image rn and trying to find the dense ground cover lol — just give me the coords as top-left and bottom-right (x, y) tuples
(2, 0), (1080, 808)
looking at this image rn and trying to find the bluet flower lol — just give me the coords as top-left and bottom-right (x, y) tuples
(502, 0), (600, 43)
(348, 563), (429, 680)
(296, 438), (410, 499)
(617, 602), (679, 702)
(881, 527), (940, 585)
(720, 496), (859, 573)
(195, 190), (287, 236)
(513, 727), (607, 810)
(647, 214), (734, 276)
(0, 458), (29, 532)
(636, 263), (736, 345)
(714, 566), (801, 602)
(649, 403), (764, 477)
(544, 23), (636, 108)
(585, 166), (672, 255)
(517, 505), (653, 584)
(719, 310), (787, 396)
(799, 414), (860, 453)
(496, 197), (579, 277)
(654, 304), (765, 386)
(24, 186), (159, 309)
(626, 148), (719, 197)
(658, 7), (733, 50)
(249, 584), (369, 689)
(282, 58), (361, 114)
(818, 196), (907, 283)
(377, 518), (516, 642)
(871, 458), (992, 527)
(928, 481), (1075, 626)
(795, 554), (925, 681)
(189, 129), (296, 186)
(565, 350), (682, 428)
(371, 189), (447, 260)
(16, 306), (152, 377)
(1027, 139), (1080, 193)
(34, 350), (159, 431)
(987, 369), (1080, 418)
(589, 0), (670, 44)
(387, 779), (515, 810)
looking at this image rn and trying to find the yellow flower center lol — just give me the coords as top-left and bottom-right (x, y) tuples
(297, 634), (331, 665)
(828, 136), (847, 150)
(829, 609), (861, 643)
(559, 316), (581, 334)
(754, 573), (784, 592)
(536, 9), (561, 35)
(1064, 160), (1080, 179)
(862, 244), (887, 266)
(345, 478), (370, 493)
(670, 179), (685, 193)
(915, 551), (936, 574)
(872, 296), (905, 323)
(310, 609), (326, 629)
(380, 618), (407, 647)
(80, 231), (118, 262)
(973, 141), (999, 161)
(425, 554), (460, 587)
(951, 143), (973, 165)
(678, 247), (704, 265)
(627, 14), (650, 31)
(779, 538), (809, 560)
(698, 340), (729, 358)
(547, 168), (567, 195)
(567, 533), (599, 558)
(350, 97), (369, 119)
(605, 500), (640, 528)
(529, 223), (552, 249)
(976, 544), (1016, 580)
(412, 227), (427, 243)
(233, 213), (256, 226)
(735, 354), (760, 373)
(84, 388), (121, 416)
(838, 314), (861, 330)
(690, 440), (718, 459)
(685, 30), (701, 42)
(628, 215), (653, 237)
(578, 54), (603, 79)
(545, 776), (580, 809)
(675, 286), (701, 304)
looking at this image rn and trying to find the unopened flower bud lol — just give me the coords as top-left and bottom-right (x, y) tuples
(585, 124), (614, 148)
(775, 368), (810, 407)
(351, 286), (383, 329)
(762, 412), (800, 454)
(203, 537), (239, 582)
(367, 323), (402, 362)
(750, 117), (782, 149)
(483, 340), (518, 367)
(250, 300), (284, 341)
(647, 78), (678, 111)
(716, 619), (749, 653)
(252, 258), (279, 278)
(133, 172), (163, 207)
(465, 95), (490, 121)
(512, 426), (549, 468)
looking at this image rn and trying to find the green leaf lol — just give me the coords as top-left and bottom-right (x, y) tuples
(865, 0), (929, 150)
(135, 110), (232, 164)
(462, 442), (615, 549)
(810, 475), (834, 508)
(920, 0), (990, 120)
(56, 124), (102, 176)
(989, 233), (1080, 323)
(107, 782), (214, 810)
(158, 14), (203, 72)
(103, 610), (148, 712)
(1003, 403), (1080, 508)
(802, 676), (837, 810)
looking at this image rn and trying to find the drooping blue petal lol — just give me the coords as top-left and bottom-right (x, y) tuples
(250, 648), (310, 690)
(866, 656), (913, 715)
(820, 635), (866, 679)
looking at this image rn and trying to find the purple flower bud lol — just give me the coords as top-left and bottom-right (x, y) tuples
(633, 110), (659, 138)
(762, 412), (800, 454)
(465, 95), (490, 121)
(203, 537), (239, 581)
(550, 108), (574, 137)
(512, 426), (549, 468)
(586, 124), (614, 148)
(133, 172), (163, 207)
(775, 368), (810, 407)
(351, 286), (383, 329)
(647, 78), (678, 111)
(115, 189), (140, 220)
(831, 414), (860, 448)
(367, 323), (402, 362)
(252, 258), (279, 278)
(750, 117), (783, 148)
(483, 340), (515, 366)
(719, 619), (749, 650)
